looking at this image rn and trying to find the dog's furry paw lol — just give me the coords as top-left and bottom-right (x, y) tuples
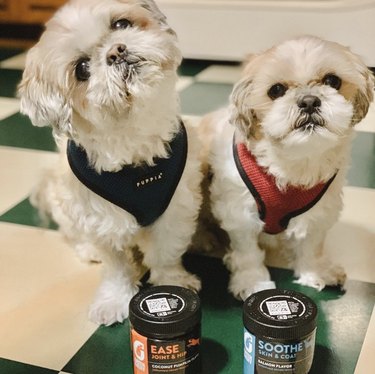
(295, 265), (347, 291)
(229, 268), (275, 301)
(150, 268), (202, 292)
(88, 283), (139, 326)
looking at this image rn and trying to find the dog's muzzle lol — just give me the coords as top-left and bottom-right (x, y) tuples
(106, 44), (128, 66)
(106, 43), (143, 78)
(295, 95), (325, 130)
(298, 95), (321, 114)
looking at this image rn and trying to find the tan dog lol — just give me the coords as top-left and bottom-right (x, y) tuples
(18, 0), (202, 325)
(203, 36), (374, 300)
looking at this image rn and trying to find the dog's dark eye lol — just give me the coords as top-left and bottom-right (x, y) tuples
(75, 58), (90, 81)
(322, 74), (342, 90)
(111, 19), (132, 30)
(268, 83), (288, 100)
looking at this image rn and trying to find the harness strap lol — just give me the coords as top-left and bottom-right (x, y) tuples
(233, 141), (336, 234)
(67, 121), (187, 227)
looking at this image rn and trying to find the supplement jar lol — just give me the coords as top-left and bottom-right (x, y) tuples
(129, 285), (201, 374)
(243, 289), (317, 374)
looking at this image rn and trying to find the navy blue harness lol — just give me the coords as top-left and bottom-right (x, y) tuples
(67, 121), (187, 227)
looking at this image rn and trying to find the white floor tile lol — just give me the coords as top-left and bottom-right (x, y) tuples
(355, 305), (375, 374)
(0, 52), (27, 70)
(182, 114), (202, 127)
(325, 186), (375, 283)
(176, 76), (194, 92)
(196, 64), (242, 84)
(0, 223), (100, 370)
(266, 186), (375, 284)
(0, 97), (20, 120)
(0, 147), (58, 215)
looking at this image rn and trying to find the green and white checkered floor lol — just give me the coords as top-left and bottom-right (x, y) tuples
(0, 48), (374, 374)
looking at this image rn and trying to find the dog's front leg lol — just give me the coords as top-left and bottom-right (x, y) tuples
(141, 213), (202, 292)
(293, 231), (346, 291)
(88, 248), (139, 326)
(224, 228), (276, 300)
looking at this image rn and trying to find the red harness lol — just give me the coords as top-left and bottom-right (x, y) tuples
(233, 142), (336, 234)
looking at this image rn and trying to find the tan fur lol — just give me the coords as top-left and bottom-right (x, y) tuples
(202, 36), (374, 300)
(18, 0), (202, 325)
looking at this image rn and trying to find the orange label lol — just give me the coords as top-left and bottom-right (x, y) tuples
(187, 338), (200, 347)
(131, 329), (149, 374)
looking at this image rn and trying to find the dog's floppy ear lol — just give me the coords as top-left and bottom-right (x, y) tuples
(18, 48), (72, 137)
(139, 0), (175, 35)
(229, 76), (258, 139)
(351, 68), (374, 126)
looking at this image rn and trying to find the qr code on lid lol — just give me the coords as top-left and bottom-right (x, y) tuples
(146, 297), (171, 313)
(266, 300), (291, 316)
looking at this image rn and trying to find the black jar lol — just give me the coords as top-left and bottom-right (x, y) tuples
(129, 285), (201, 374)
(243, 289), (318, 374)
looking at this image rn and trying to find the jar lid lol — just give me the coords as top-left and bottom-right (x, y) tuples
(129, 285), (201, 338)
(243, 289), (318, 340)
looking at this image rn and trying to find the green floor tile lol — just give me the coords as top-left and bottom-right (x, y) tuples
(179, 82), (233, 115)
(63, 323), (129, 374)
(0, 112), (56, 151)
(178, 59), (240, 77)
(269, 269), (374, 374)
(0, 198), (57, 230)
(178, 59), (213, 77)
(0, 68), (23, 98)
(63, 254), (375, 374)
(0, 48), (24, 62)
(348, 131), (375, 189)
(0, 358), (58, 374)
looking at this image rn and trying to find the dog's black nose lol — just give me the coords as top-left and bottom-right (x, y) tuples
(106, 44), (128, 66)
(298, 95), (321, 114)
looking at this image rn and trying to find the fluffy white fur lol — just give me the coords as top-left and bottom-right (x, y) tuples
(18, 0), (202, 325)
(203, 36), (374, 300)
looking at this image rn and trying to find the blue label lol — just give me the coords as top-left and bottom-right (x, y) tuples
(243, 328), (316, 373)
(244, 329), (255, 374)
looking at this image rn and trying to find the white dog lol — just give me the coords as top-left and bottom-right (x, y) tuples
(18, 0), (202, 325)
(203, 36), (374, 300)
